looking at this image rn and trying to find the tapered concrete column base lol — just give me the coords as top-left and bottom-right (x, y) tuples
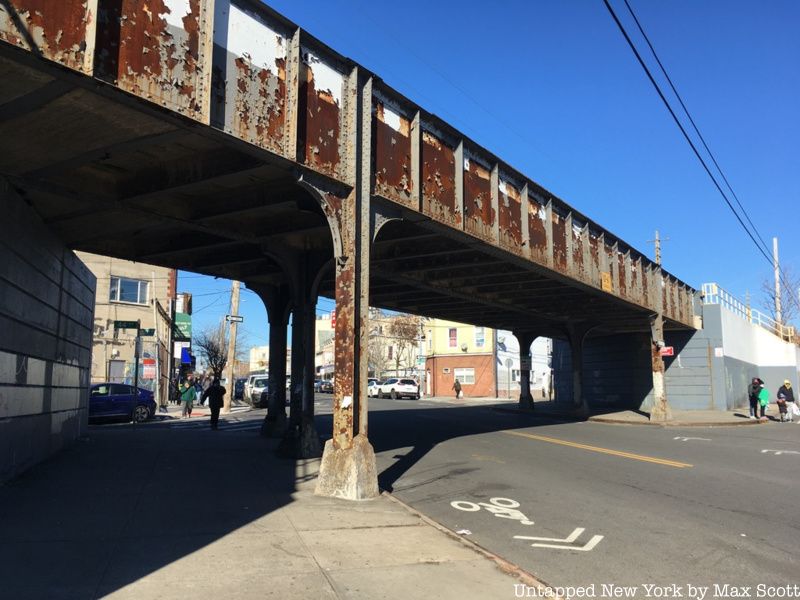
(276, 418), (323, 459)
(260, 410), (287, 438)
(518, 394), (534, 410)
(649, 404), (673, 422)
(315, 435), (380, 501)
(573, 402), (590, 419)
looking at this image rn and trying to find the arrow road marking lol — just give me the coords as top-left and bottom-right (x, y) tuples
(673, 436), (711, 442)
(515, 528), (604, 552)
(761, 449), (800, 456)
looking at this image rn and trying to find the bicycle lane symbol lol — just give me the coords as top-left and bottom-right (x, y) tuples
(450, 497), (534, 525)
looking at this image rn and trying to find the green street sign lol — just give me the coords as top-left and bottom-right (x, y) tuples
(114, 320), (139, 330)
(139, 328), (155, 336)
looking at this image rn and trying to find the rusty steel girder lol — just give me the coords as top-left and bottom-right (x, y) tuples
(0, 0), (97, 73)
(0, 0), (698, 328)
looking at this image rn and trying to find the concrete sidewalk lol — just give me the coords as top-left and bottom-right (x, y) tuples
(0, 410), (539, 599)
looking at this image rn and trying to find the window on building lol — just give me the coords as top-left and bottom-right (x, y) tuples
(512, 369), (520, 382)
(474, 327), (485, 348)
(453, 367), (475, 385)
(448, 328), (457, 348)
(388, 346), (393, 360)
(110, 276), (149, 305)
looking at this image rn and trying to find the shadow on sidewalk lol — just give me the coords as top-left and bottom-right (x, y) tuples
(0, 398), (623, 597)
(0, 417), (303, 599)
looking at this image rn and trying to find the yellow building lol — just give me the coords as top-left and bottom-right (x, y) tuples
(424, 319), (495, 397)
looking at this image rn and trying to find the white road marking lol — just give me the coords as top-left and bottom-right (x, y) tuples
(673, 436), (711, 442)
(450, 497), (534, 525)
(761, 449), (800, 456)
(515, 527), (604, 551)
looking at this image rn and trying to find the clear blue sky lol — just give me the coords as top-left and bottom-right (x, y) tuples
(181, 0), (800, 349)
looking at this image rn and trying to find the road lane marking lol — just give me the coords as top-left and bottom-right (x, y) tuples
(502, 430), (693, 468)
(673, 436), (711, 442)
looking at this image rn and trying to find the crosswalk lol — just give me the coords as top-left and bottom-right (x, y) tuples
(167, 417), (262, 433)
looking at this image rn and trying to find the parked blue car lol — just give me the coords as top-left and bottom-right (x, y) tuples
(89, 383), (156, 423)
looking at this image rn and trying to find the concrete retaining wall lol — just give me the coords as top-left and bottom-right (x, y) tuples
(0, 180), (95, 483)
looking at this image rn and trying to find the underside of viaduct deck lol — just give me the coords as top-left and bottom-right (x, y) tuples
(0, 0), (698, 496)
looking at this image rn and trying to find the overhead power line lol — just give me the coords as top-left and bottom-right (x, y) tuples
(602, 0), (800, 315)
(620, 0), (772, 259)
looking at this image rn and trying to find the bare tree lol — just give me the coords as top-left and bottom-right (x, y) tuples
(194, 325), (228, 378)
(388, 314), (420, 376)
(760, 266), (800, 326)
(368, 310), (391, 378)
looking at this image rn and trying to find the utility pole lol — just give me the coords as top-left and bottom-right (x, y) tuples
(773, 237), (782, 325)
(648, 230), (669, 266)
(223, 280), (241, 413)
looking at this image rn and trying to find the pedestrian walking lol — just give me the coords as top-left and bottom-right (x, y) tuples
(180, 379), (195, 418)
(202, 377), (226, 430)
(748, 377), (763, 420)
(777, 379), (795, 423)
(452, 378), (463, 399)
(194, 379), (204, 407)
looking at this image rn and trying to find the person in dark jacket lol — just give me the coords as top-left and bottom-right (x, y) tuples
(777, 380), (795, 423)
(202, 377), (226, 430)
(748, 377), (764, 420)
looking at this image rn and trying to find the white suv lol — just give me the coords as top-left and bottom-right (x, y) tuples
(377, 378), (419, 400)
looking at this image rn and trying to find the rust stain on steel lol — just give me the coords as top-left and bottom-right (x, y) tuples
(552, 212), (567, 271)
(617, 253), (627, 297)
(464, 158), (493, 241)
(94, 0), (205, 117)
(0, 0), (93, 72)
(326, 190), (354, 449)
(299, 62), (341, 177)
(528, 197), (548, 264)
(230, 54), (286, 152)
(603, 241), (615, 292)
(630, 256), (641, 304)
(422, 131), (458, 226)
(588, 232), (600, 284)
(642, 264), (649, 301)
(373, 102), (413, 206)
(498, 180), (522, 250)
(571, 223), (584, 278)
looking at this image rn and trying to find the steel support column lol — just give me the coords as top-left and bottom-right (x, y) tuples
(278, 291), (322, 458)
(649, 316), (672, 421)
(514, 331), (537, 410)
(253, 285), (290, 438)
(315, 69), (379, 500)
(565, 323), (594, 418)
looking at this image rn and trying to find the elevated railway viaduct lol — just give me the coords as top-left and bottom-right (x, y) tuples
(0, 0), (696, 494)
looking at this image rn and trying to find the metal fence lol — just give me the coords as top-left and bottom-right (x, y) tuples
(701, 283), (795, 341)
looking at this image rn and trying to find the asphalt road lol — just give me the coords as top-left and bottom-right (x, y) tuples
(344, 396), (800, 590)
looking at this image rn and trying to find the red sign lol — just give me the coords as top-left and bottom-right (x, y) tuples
(659, 346), (675, 357)
(330, 310), (336, 328)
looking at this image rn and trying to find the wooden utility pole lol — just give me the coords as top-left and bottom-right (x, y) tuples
(223, 280), (241, 413)
(773, 237), (782, 325)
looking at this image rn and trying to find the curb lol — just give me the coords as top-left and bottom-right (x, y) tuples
(587, 416), (766, 427)
(490, 406), (766, 428)
(382, 491), (549, 589)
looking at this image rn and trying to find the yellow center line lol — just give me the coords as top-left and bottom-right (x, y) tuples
(502, 431), (693, 468)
